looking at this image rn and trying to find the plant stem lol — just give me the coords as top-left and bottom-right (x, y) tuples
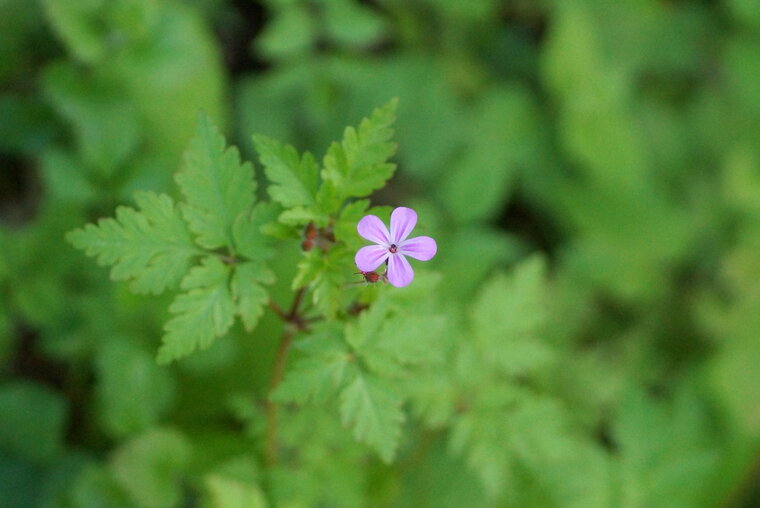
(264, 287), (306, 466)
(267, 300), (287, 320)
(265, 327), (294, 466)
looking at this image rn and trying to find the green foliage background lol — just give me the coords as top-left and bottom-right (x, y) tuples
(2, 0), (760, 506)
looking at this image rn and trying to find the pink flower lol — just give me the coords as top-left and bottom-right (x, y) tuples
(355, 207), (437, 287)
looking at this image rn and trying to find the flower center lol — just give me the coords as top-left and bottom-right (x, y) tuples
(389, 244), (397, 254)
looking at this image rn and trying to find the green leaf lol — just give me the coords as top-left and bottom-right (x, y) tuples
(254, 134), (318, 208)
(231, 262), (272, 332)
(333, 199), (370, 246)
(323, 0), (387, 48)
(95, 339), (175, 438)
(43, 63), (140, 175)
(205, 475), (268, 508)
(232, 203), (278, 261)
(322, 99), (398, 199)
(613, 385), (720, 507)
(358, 312), (447, 378)
(293, 246), (350, 319)
(311, 247), (351, 319)
(440, 86), (541, 223)
(109, 428), (191, 508)
(176, 113), (256, 251)
(273, 327), (351, 405)
(278, 206), (329, 227)
(292, 249), (323, 290)
(256, 4), (316, 60)
(42, 0), (108, 63)
(157, 256), (235, 364)
(66, 191), (199, 295)
(470, 256), (554, 376)
(339, 372), (404, 462)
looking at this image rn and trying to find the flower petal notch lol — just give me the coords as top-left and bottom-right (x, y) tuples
(355, 207), (437, 287)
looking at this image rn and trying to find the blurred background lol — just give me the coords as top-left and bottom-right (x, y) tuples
(3, 0), (760, 506)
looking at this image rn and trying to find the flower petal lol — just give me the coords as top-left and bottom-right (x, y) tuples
(390, 207), (417, 244)
(355, 245), (389, 272)
(357, 215), (390, 245)
(386, 253), (414, 287)
(399, 235), (437, 261)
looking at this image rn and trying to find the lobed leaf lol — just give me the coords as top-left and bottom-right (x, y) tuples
(157, 256), (235, 364)
(470, 256), (554, 376)
(176, 113), (256, 251)
(231, 261), (273, 332)
(254, 134), (318, 208)
(66, 191), (199, 295)
(273, 328), (351, 405)
(321, 99), (398, 199)
(339, 372), (404, 463)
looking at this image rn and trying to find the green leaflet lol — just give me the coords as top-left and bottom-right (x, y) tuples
(231, 262), (271, 332)
(176, 113), (257, 252)
(66, 191), (200, 295)
(470, 256), (554, 376)
(321, 99), (398, 200)
(272, 327), (351, 405)
(339, 372), (404, 463)
(253, 134), (318, 209)
(292, 246), (351, 319)
(157, 256), (235, 364)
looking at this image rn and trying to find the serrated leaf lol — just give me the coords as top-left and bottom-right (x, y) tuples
(470, 256), (553, 375)
(360, 313), (447, 378)
(278, 206), (330, 227)
(231, 262), (272, 332)
(292, 246), (350, 318)
(311, 247), (350, 319)
(232, 203), (277, 261)
(66, 191), (199, 295)
(254, 134), (318, 208)
(345, 301), (388, 351)
(157, 257), (235, 364)
(292, 250), (323, 290)
(176, 113), (256, 251)
(334, 199), (370, 245)
(322, 99), (398, 199)
(273, 330), (351, 405)
(339, 372), (404, 462)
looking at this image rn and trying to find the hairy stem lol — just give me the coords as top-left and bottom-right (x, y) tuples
(265, 287), (306, 466)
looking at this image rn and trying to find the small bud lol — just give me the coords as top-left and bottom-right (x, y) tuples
(301, 239), (313, 251)
(305, 222), (318, 240)
(358, 270), (380, 283)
